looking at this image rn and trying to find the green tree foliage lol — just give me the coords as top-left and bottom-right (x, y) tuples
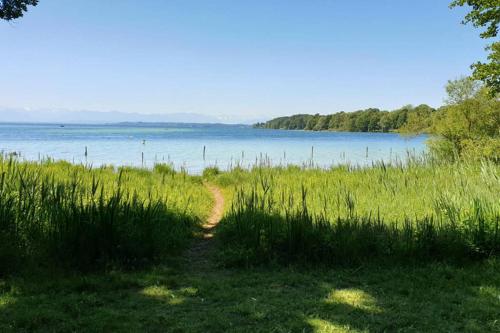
(450, 0), (500, 94)
(255, 105), (435, 134)
(401, 104), (435, 133)
(430, 77), (500, 161)
(444, 76), (482, 104)
(255, 77), (499, 162)
(0, 0), (38, 20)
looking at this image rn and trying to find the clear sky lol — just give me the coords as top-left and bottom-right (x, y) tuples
(0, 0), (488, 122)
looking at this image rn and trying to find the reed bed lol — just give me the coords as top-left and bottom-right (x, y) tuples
(0, 158), (211, 273)
(215, 159), (500, 265)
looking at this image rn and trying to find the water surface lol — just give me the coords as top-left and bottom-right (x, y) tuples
(0, 123), (427, 173)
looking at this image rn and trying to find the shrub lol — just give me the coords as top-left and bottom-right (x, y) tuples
(203, 166), (220, 178)
(153, 163), (176, 176)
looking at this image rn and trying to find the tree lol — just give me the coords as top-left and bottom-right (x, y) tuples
(401, 104), (435, 133)
(431, 78), (500, 161)
(392, 106), (410, 129)
(313, 115), (330, 131)
(305, 114), (320, 130)
(450, 0), (500, 94)
(472, 42), (500, 93)
(445, 76), (482, 104)
(0, 0), (38, 21)
(378, 113), (394, 132)
(354, 111), (371, 132)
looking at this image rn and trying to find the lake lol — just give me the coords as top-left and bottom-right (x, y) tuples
(0, 123), (427, 173)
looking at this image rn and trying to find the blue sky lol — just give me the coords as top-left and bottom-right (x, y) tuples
(0, 0), (488, 122)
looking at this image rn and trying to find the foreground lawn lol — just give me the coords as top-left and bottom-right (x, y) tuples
(1, 260), (499, 332)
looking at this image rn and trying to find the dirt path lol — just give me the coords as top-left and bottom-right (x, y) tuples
(185, 183), (224, 266)
(200, 183), (224, 239)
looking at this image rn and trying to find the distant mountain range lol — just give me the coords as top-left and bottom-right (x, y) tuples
(0, 108), (265, 125)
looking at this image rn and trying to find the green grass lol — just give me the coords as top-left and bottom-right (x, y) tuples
(0, 158), (212, 272)
(0, 260), (499, 332)
(1, 158), (499, 332)
(213, 160), (499, 223)
(211, 160), (500, 265)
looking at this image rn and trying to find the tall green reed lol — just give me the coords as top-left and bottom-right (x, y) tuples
(216, 160), (500, 266)
(0, 158), (209, 273)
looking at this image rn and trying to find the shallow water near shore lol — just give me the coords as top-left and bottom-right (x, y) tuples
(0, 123), (427, 173)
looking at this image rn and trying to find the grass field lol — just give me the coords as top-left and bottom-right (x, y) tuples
(210, 160), (500, 266)
(0, 260), (499, 332)
(0, 158), (499, 332)
(213, 160), (499, 223)
(0, 158), (212, 272)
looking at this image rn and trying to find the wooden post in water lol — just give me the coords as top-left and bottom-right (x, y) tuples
(365, 147), (368, 158)
(203, 145), (206, 161)
(311, 146), (314, 160)
(141, 152), (144, 167)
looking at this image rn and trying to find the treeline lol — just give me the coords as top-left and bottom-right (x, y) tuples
(255, 78), (499, 162)
(254, 104), (435, 133)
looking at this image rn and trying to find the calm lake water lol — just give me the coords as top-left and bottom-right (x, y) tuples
(0, 123), (427, 173)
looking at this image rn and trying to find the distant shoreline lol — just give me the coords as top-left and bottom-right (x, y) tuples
(0, 121), (252, 127)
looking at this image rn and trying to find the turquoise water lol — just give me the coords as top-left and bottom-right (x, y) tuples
(0, 123), (427, 173)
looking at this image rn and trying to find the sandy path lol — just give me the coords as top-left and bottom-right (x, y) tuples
(200, 183), (224, 239)
(185, 183), (224, 265)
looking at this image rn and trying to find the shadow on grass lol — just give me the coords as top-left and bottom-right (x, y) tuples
(1, 259), (499, 332)
(215, 205), (499, 268)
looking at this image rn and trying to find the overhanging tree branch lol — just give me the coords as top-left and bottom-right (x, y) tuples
(0, 0), (38, 21)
